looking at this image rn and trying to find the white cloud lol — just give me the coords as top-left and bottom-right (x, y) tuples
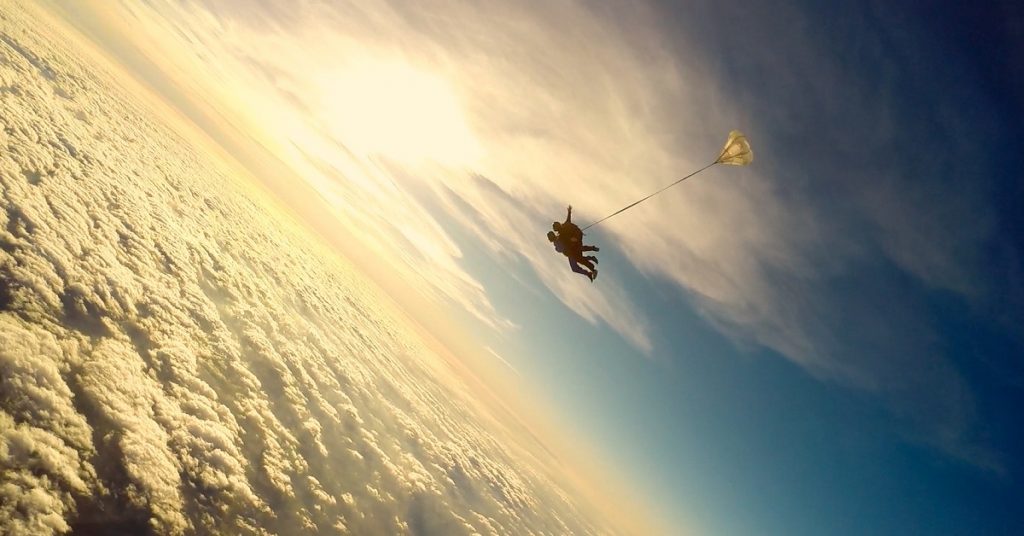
(0, 3), (628, 534)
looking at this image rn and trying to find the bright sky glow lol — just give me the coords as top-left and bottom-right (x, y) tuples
(315, 60), (483, 166)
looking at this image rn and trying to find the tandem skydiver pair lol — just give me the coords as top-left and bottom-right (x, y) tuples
(547, 205), (600, 282)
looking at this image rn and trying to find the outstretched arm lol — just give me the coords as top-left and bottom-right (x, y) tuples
(564, 205), (572, 224)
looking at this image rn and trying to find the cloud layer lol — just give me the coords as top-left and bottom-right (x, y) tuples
(0, 4), (618, 534)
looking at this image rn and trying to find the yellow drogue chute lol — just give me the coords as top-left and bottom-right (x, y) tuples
(581, 130), (754, 230)
(716, 130), (754, 166)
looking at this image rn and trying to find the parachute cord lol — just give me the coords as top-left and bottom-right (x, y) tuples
(580, 161), (717, 231)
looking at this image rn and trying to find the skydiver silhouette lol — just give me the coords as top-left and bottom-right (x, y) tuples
(551, 205), (584, 248)
(548, 205), (600, 281)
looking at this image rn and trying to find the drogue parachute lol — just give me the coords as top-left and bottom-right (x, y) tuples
(580, 130), (754, 230)
(716, 130), (754, 166)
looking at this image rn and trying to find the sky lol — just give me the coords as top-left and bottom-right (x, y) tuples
(34, 0), (1024, 534)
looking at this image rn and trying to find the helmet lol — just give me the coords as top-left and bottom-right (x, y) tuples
(552, 221), (561, 231)
(546, 231), (557, 242)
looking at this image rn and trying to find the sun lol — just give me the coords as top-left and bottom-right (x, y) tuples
(316, 60), (483, 167)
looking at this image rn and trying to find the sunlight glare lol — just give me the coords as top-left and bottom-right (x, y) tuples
(318, 61), (483, 167)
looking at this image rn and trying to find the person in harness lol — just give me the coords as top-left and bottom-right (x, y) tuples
(547, 205), (600, 281)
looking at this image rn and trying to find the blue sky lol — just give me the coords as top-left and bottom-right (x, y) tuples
(55, 0), (1024, 533)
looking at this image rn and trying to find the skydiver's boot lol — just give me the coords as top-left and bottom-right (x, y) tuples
(589, 269), (598, 282)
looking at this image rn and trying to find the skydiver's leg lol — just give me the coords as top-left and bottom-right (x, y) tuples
(582, 245), (599, 252)
(577, 256), (598, 282)
(568, 258), (594, 279)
